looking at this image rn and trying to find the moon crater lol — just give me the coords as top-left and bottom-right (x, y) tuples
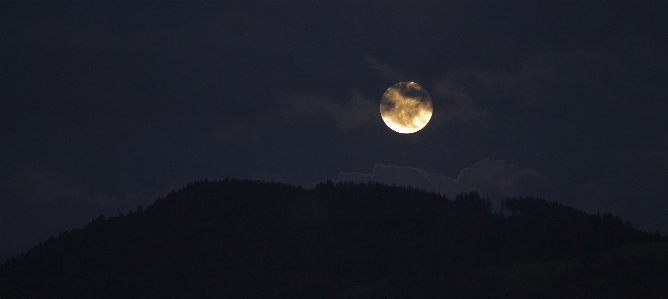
(380, 81), (433, 134)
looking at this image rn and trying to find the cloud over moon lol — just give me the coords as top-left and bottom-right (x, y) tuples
(364, 55), (559, 126)
(338, 159), (550, 203)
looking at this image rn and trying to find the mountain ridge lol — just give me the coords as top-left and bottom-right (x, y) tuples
(2, 178), (666, 298)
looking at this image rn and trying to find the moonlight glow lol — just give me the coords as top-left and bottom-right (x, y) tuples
(380, 81), (433, 134)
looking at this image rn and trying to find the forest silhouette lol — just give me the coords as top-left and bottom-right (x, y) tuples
(2, 179), (667, 298)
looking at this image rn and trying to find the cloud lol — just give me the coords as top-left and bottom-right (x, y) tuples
(211, 92), (379, 146)
(453, 159), (550, 199)
(339, 164), (435, 192)
(253, 173), (288, 184)
(365, 56), (411, 82)
(431, 77), (489, 124)
(278, 91), (380, 130)
(429, 55), (559, 124)
(274, 55), (557, 131)
(362, 55), (560, 126)
(338, 160), (550, 204)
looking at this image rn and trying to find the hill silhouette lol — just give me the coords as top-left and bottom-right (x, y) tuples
(2, 179), (667, 298)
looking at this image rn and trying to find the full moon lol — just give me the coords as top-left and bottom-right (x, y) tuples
(380, 81), (433, 134)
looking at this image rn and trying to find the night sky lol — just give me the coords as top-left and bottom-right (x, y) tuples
(2, 1), (667, 261)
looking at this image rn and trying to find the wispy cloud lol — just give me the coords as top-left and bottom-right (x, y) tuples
(365, 56), (412, 82)
(278, 92), (381, 130)
(338, 159), (550, 204)
(253, 173), (288, 184)
(429, 55), (558, 125)
(431, 76), (489, 124)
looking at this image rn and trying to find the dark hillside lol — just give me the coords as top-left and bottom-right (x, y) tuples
(1, 179), (666, 298)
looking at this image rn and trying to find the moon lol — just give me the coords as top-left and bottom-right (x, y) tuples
(380, 81), (433, 134)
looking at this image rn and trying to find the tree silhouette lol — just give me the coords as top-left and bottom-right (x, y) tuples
(1, 179), (666, 298)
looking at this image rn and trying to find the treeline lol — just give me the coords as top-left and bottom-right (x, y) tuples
(1, 179), (666, 298)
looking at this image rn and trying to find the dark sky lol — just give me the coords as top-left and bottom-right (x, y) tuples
(2, 1), (668, 261)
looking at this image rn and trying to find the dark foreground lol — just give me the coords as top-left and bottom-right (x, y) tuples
(2, 179), (667, 298)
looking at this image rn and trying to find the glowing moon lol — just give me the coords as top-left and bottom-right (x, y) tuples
(380, 81), (433, 134)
